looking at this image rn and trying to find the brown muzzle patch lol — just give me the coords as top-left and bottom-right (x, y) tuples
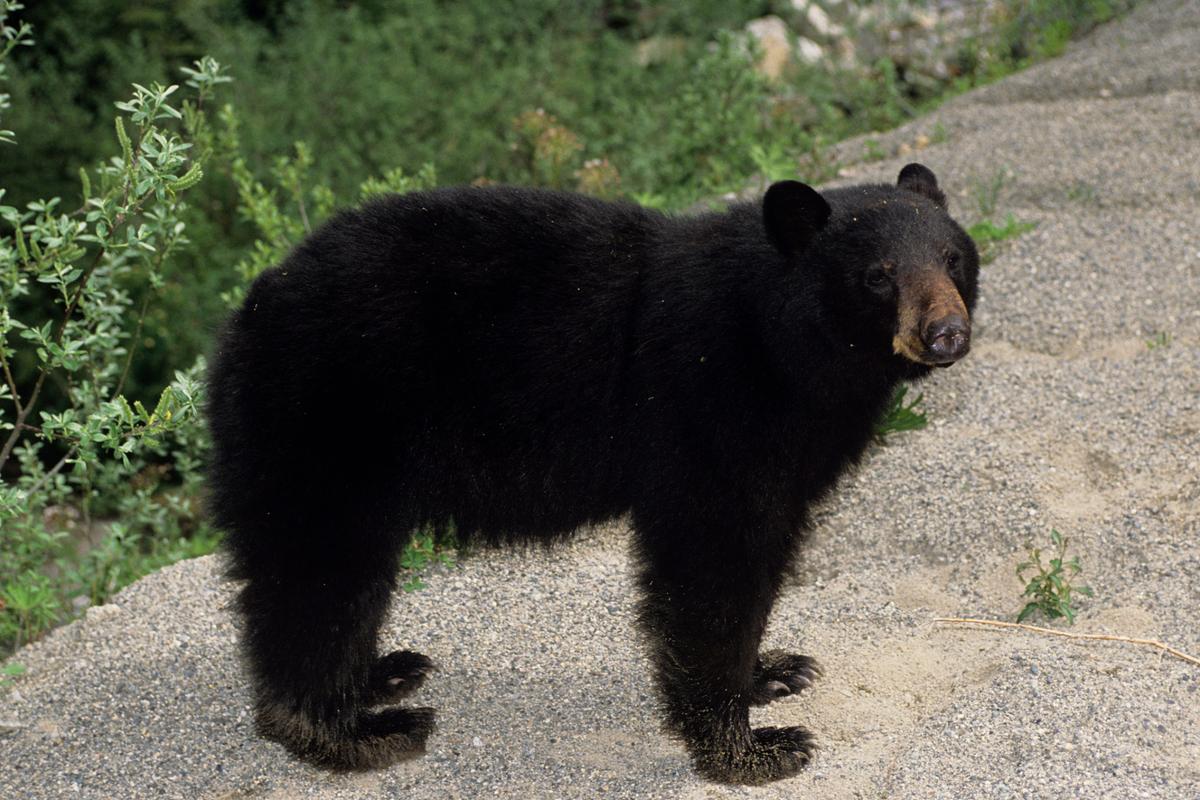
(892, 269), (970, 365)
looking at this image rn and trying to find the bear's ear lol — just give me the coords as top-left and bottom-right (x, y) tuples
(763, 180), (831, 256)
(897, 163), (946, 208)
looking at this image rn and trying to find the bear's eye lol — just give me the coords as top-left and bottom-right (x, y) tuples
(864, 267), (891, 290)
(947, 251), (962, 277)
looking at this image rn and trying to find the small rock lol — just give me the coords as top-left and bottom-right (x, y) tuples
(796, 35), (825, 65)
(799, 1), (844, 39)
(85, 603), (121, 622)
(746, 16), (792, 80)
(910, 9), (937, 31)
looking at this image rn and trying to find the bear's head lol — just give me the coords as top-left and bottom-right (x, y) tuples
(763, 163), (979, 373)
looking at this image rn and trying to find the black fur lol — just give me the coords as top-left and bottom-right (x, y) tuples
(206, 165), (979, 784)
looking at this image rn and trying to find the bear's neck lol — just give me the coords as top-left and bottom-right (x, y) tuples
(641, 203), (906, 429)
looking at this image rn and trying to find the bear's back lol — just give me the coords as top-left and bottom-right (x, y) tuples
(209, 187), (663, 541)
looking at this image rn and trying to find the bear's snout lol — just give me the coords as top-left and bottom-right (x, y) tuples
(891, 269), (971, 366)
(922, 314), (971, 365)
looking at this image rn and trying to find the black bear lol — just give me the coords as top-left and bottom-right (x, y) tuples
(206, 163), (978, 784)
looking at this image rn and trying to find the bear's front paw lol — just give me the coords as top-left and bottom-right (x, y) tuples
(369, 650), (436, 705)
(696, 725), (816, 784)
(750, 650), (821, 705)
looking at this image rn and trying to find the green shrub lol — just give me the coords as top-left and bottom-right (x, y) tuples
(0, 0), (228, 650)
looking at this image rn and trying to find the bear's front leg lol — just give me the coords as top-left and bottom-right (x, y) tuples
(632, 509), (815, 785)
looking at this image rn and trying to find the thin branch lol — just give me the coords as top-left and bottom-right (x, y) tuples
(0, 378), (39, 470)
(933, 617), (1200, 668)
(0, 341), (22, 416)
(112, 283), (154, 401)
(23, 444), (78, 498)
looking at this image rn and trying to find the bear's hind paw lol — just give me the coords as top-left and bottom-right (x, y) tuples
(257, 701), (437, 771)
(321, 707), (438, 771)
(358, 706), (436, 750)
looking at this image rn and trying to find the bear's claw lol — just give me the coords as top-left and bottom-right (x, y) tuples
(750, 650), (821, 705)
(695, 725), (817, 784)
(368, 650), (436, 705)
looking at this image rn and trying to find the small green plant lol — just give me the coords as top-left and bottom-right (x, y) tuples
(1065, 181), (1098, 205)
(1035, 18), (1073, 58)
(631, 191), (670, 210)
(0, 661), (25, 690)
(873, 385), (928, 443)
(1017, 530), (1093, 624)
(862, 138), (887, 162)
(1146, 331), (1170, 350)
(511, 108), (585, 190)
(967, 166), (1038, 262)
(0, 575), (60, 648)
(748, 141), (797, 191)
(358, 162), (438, 201)
(968, 214), (1037, 263)
(575, 158), (622, 200)
(398, 530), (456, 592)
(971, 166), (1012, 219)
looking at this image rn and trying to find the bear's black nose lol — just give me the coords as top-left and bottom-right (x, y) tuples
(923, 315), (971, 363)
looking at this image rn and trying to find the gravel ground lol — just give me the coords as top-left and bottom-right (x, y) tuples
(3, 1), (1199, 797)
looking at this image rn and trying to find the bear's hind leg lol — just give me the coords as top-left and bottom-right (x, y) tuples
(230, 501), (435, 770)
(633, 508), (815, 785)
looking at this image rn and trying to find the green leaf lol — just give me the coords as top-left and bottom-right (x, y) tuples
(115, 116), (133, 169)
(170, 163), (204, 192)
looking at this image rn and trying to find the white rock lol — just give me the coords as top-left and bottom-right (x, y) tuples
(806, 3), (844, 39)
(796, 36), (825, 65)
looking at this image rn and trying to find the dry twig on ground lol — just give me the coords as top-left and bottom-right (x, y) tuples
(933, 617), (1200, 668)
